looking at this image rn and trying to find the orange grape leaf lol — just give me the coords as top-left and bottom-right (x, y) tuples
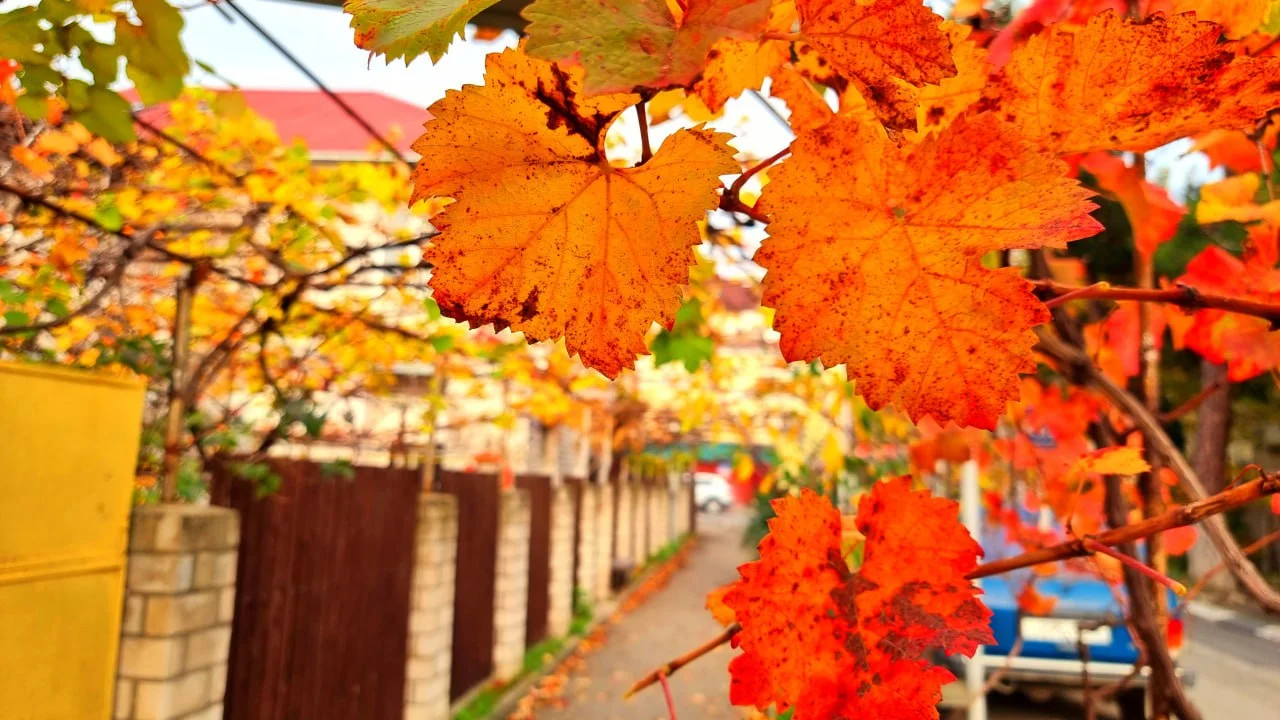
(522, 0), (773, 95)
(1177, 245), (1280, 381)
(1070, 446), (1151, 477)
(1196, 173), (1280, 226)
(1018, 584), (1059, 615)
(1163, 524), (1198, 556)
(724, 480), (991, 719)
(1171, 0), (1274, 38)
(755, 114), (1100, 429)
(768, 65), (834, 133)
(913, 21), (990, 137)
(706, 583), (737, 626)
(795, 0), (956, 130)
(984, 11), (1280, 154)
(693, 0), (796, 111)
(412, 50), (737, 378)
(343, 0), (502, 64)
(1079, 152), (1185, 257)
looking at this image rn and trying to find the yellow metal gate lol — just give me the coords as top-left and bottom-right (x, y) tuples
(0, 363), (145, 720)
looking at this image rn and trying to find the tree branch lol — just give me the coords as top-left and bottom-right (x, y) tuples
(1036, 330), (1280, 615)
(1033, 280), (1280, 327)
(968, 473), (1280, 580)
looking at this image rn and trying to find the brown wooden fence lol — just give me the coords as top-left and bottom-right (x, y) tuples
(564, 476), (584, 612)
(210, 459), (421, 720)
(434, 470), (501, 701)
(516, 474), (552, 648)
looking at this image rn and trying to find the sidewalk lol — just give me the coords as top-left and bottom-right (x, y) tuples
(531, 511), (755, 720)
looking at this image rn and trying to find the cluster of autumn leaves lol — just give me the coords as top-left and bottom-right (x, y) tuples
(352, 0), (1280, 434)
(339, 0), (1280, 716)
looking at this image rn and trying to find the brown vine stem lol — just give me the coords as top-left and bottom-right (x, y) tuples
(636, 102), (653, 163)
(1182, 527), (1280, 605)
(624, 623), (739, 699)
(1037, 330), (1280, 615)
(1032, 279), (1280, 327)
(1043, 281), (1111, 309)
(1159, 380), (1226, 423)
(1082, 538), (1186, 596)
(728, 146), (791, 198)
(969, 473), (1280, 579)
(657, 669), (679, 720)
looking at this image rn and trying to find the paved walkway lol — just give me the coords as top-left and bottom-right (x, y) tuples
(533, 511), (754, 720)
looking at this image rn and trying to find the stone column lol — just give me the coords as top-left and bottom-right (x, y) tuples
(115, 505), (239, 720)
(405, 494), (458, 720)
(575, 484), (598, 606)
(547, 488), (575, 637)
(594, 483), (614, 600)
(647, 486), (663, 558)
(634, 484), (649, 562)
(614, 481), (633, 566)
(492, 489), (531, 681)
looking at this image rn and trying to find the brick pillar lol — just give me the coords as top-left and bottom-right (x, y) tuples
(492, 489), (531, 681)
(647, 486), (663, 558)
(634, 485), (649, 562)
(405, 494), (458, 720)
(675, 481), (691, 537)
(614, 482), (633, 565)
(115, 505), (239, 720)
(547, 488), (575, 637)
(594, 483), (614, 599)
(575, 484), (598, 604)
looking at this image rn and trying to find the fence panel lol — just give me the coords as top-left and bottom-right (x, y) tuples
(435, 470), (501, 700)
(564, 477), (584, 613)
(211, 460), (420, 720)
(516, 474), (552, 648)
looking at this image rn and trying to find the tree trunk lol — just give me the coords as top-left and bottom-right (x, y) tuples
(1187, 360), (1234, 595)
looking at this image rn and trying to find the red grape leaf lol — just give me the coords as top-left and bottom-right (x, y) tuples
(1177, 244), (1280, 381)
(724, 479), (992, 720)
(755, 113), (1100, 429)
(796, 0), (956, 130)
(984, 11), (1280, 154)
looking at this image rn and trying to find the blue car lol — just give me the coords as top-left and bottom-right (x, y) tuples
(944, 506), (1189, 719)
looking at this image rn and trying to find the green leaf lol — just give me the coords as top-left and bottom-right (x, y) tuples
(115, 0), (189, 104)
(343, 0), (502, 65)
(429, 334), (455, 352)
(3, 310), (31, 328)
(95, 202), (125, 232)
(71, 86), (135, 142)
(0, 8), (51, 64)
(650, 329), (713, 372)
(522, 0), (771, 94)
(424, 296), (441, 321)
(83, 40), (121, 84)
(45, 298), (70, 318)
(320, 459), (356, 480)
(0, 280), (26, 304)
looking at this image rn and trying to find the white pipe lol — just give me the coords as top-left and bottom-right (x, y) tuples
(960, 459), (988, 720)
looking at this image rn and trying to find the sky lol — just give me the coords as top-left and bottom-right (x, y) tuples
(180, 0), (517, 107)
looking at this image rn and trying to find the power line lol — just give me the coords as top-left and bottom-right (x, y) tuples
(221, 0), (411, 167)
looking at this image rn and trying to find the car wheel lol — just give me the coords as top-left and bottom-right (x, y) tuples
(1116, 687), (1146, 720)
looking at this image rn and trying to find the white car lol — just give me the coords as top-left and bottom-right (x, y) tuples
(694, 472), (734, 512)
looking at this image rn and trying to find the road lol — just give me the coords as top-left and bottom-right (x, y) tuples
(525, 508), (1280, 719)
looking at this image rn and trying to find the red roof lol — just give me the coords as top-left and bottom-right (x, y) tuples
(132, 88), (427, 159)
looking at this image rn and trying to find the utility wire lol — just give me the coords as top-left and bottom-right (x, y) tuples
(221, 0), (411, 167)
